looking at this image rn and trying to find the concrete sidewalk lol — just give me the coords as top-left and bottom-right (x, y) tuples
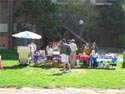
(0, 87), (125, 94)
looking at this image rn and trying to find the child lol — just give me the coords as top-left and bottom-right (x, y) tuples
(90, 50), (98, 68)
(0, 55), (3, 69)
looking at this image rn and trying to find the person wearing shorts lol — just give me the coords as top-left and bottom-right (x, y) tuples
(60, 39), (71, 72)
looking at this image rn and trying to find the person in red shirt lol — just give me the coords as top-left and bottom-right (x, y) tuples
(83, 43), (91, 56)
(82, 43), (91, 67)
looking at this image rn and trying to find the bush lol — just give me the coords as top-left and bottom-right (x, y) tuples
(0, 49), (18, 60)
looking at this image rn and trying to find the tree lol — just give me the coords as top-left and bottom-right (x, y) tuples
(57, 1), (99, 44)
(97, 0), (124, 48)
(14, 0), (59, 42)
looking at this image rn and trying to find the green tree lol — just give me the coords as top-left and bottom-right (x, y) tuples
(57, 1), (99, 43)
(14, 0), (59, 42)
(97, 0), (124, 48)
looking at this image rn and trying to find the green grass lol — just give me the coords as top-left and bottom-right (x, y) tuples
(0, 60), (125, 89)
(0, 50), (125, 89)
(118, 53), (123, 58)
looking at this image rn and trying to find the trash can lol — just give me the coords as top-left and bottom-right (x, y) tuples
(122, 52), (125, 68)
(17, 46), (30, 64)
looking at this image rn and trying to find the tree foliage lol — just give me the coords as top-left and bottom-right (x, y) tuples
(57, 2), (99, 42)
(97, 0), (125, 48)
(14, 0), (59, 41)
(13, 0), (125, 48)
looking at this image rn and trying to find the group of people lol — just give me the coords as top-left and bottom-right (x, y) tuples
(59, 39), (78, 72)
(59, 39), (99, 72)
(82, 42), (98, 68)
(40, 39), (78, 72)
(27, 39), (99, 72)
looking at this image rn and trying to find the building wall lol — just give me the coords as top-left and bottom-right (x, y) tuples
(0, 0), (9, 47)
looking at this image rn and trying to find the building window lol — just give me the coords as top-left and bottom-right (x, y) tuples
(90, 0), (96, 3)
(0, 24), (8, 32)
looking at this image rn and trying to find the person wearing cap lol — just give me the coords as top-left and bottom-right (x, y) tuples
(60, 39), (71, 73)
(68, 39), (78, 68)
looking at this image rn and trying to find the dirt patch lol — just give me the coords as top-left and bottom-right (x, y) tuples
(0, 87), (125, 94)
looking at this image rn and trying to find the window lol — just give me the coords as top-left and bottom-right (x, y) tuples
(90, 0), (96, 3)
(0, 24), (8, 32)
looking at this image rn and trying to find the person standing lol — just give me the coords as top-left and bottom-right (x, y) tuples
(83, 43), (91, 56)
(91, 42), (98, 53)
(28, 40), (37, 61)
(90, 42), (98, 67)
(90, 50), (98, 68)
(46, 44), (53, 61)
(68, 39), (78, 68)
(82, 43), (91, 67)
(60, 39), (71, 73)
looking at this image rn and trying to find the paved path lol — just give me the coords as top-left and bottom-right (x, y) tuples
(0, 87), (125, 94)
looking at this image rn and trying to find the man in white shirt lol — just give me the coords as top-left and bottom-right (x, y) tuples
(28, 40), (37, 61)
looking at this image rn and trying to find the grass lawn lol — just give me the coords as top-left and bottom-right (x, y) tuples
(0, 49), (124, 89)
(0, 59), (125, 89)
(118, 53), (123, 58)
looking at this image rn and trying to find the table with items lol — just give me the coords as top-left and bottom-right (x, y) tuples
(33, 51), (118, 69)
(33, 51), (61, 66)
(96, 53), (118, 69)
(76, 55), (90, 67)
(76, 55), (89, 62)
(76, 53), (118, 69)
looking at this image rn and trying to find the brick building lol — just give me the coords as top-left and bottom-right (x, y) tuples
(0, 0), (13, 48)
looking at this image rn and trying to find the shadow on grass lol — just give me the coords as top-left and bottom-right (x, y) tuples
(3, 64), (28, 70)
(53, 72), (64, 76)
(95, 68), (116, 70)
(69, 65), (117, 70)
(30, 64), (57, 69)
(30, 63), (117, 70)
(48, 72), (64, 76)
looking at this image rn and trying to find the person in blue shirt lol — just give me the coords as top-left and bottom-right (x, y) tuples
(91, 42), (98, 53)
(90, 42), (98, 68)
